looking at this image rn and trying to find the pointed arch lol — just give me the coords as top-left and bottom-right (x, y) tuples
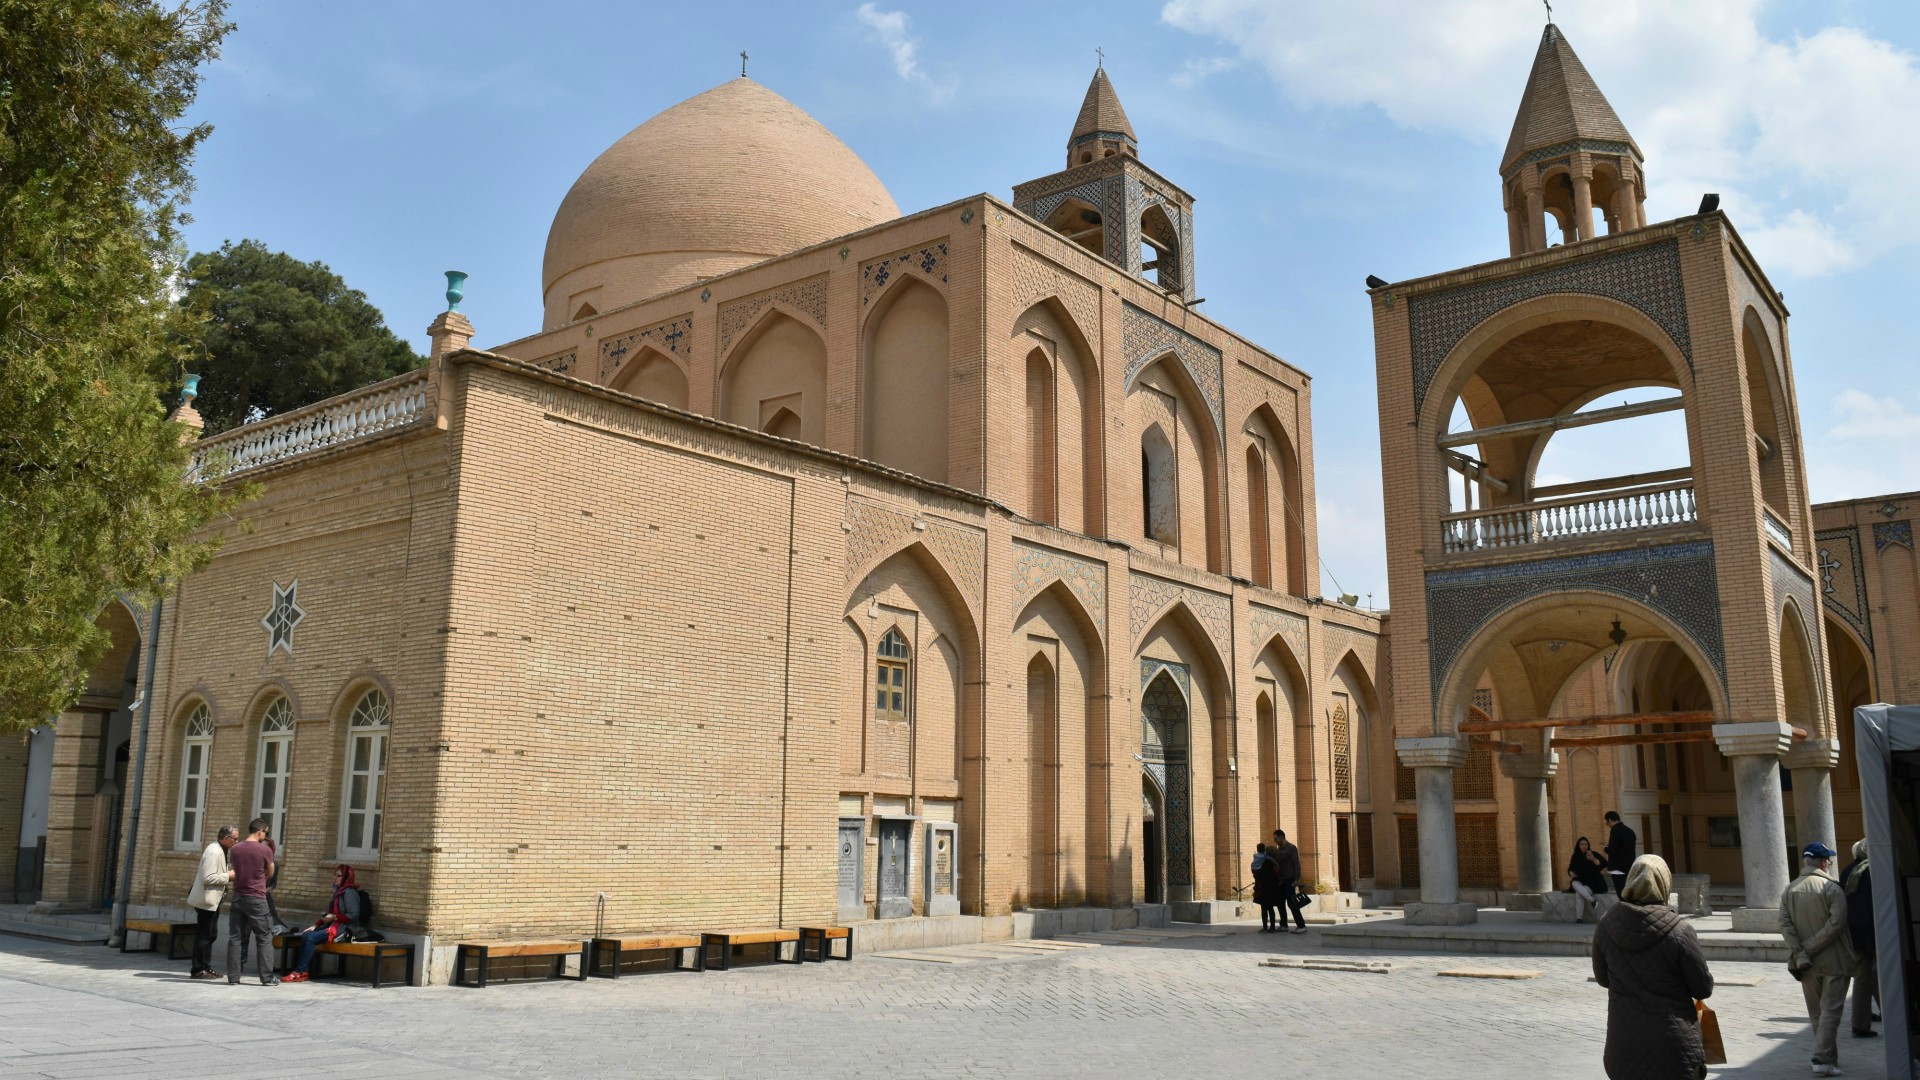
(1742, 305), (1796, 527)
(1252, 634), (1308, 851)
(863, 275), (950, 482)
(1244, 403), (1306, 596)
(1015, 579), (1108, 906)
(718, 309), (828, 444)
(1138, 601), (1232, 900)
(1779, 597), (1825, 738)
(1130, 355), (1224, 572)
(608, 344), (689, 411)
(1013, 296), (1103, 533)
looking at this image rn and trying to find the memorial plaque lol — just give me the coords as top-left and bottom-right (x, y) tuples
(933, 830), (953, 895)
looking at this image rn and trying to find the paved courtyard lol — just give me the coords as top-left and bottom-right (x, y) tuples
(0, 925), (1885, 1079)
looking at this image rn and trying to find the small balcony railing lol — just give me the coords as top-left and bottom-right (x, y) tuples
(192, 369), (432, 480)
(1762, 508), (1792, 550)
(1440, 480), (1698, 554)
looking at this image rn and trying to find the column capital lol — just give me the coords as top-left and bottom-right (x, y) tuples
(1499, 751), (1560, 780)
(1781, 738), (1841, 771)
(1396, 736), (1467, 770)
(1713, 720), (1793, 759)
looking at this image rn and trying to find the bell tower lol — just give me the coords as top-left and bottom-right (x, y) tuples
(1502, 24), (1648, 254)
(1012, 67), (1198, 302)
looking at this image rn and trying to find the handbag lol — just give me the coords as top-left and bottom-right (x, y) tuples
(1286, 887), (1311, 912)
(1695, 1000), (1727, 1065)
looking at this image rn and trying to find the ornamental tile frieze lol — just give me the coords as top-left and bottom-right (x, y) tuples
(1423, 540), (1726, 713)
(1011, 541), (1106, 629)
(1408, 238), (1692, 413)
(1121, 303), (1225, 432)
(532, 350), (577, 376)
(1129, 572), (1231, 665)
(1248, 603), (1307, 661)
(600, 315), (692, 378)
(1815, 527), (1872, 653)
(844, 496), (985, 615)
(718, 275), (829, 356)
(1030, 179), (1110, 232)
(860, 241), (949, 308)
(1321, 622), (1382, 675)
(1875, 519), (1914, 553)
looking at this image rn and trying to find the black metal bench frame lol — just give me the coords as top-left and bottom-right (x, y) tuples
(454, 942), (588, 989)
(587, 937), (704, 978)
(798, 927), (853, 962)
(272, 936), (416, 988)
(121, 920), (197, 961)
(701, 931), (803, 971)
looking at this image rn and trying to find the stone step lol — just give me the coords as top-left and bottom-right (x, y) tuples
(0, 915), (110, 945)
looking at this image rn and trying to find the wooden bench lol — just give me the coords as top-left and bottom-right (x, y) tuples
(701, 929), (802, 971)
(587, 934), (703, 977)
(797, 925), (852, 963)
(271, 935), (415, 988)
(454, 940), (588, 989)
(122, 918), (198, 961)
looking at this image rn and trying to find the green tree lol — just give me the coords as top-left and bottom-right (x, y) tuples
(180, 240), (422, 432)
(0, 1), (241, 734)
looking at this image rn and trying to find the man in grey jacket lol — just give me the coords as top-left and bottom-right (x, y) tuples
(186, 824), (237, 980)
(1781, 841), (1855, 1076)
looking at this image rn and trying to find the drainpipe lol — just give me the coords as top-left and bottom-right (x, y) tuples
(107, 593), (164, 948)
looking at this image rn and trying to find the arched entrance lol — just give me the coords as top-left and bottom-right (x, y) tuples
(1141, 669), (1191, 903)
(1142, 774), (1165, 904)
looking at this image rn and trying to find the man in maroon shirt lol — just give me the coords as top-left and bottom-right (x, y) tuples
(224, 818), (278, 986)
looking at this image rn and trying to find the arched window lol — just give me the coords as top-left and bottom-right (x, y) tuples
(340, 689), (389, 856)
(1141, 423), (1178, 545)
(876, 629), (910, 723)
(1139, 204), (1182, 291)
(254, 697), (293, 842)
(175, 703), (213, 849)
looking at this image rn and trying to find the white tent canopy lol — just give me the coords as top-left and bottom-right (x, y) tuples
(1853, 703), (1920, 1080)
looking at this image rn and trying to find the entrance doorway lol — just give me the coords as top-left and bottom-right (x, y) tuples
(1143, 776), (1164, 904)
(1335, 816), (1354, 893)
(1141, 669), (1192, 902)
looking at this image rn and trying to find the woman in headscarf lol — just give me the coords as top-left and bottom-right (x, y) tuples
(1591, 854), (1714, 1079)
(1568, 836), (1609, 922)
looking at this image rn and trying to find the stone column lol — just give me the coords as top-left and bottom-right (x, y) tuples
(1500, 751), (1559, 910)
(1571, 170), (1595, 242)
(1397, 737), (1477, 925)
(1715, 721), (1794, 932)
(1783, 739), (1840, 853)
(1523, 179), (1546, 253)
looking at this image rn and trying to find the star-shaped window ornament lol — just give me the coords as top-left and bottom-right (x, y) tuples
(261, 580), (306, 657)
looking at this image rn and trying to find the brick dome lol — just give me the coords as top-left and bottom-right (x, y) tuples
(542, 78), (899, 328)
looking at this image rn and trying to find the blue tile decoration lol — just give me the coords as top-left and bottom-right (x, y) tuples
(860, 242), (949, 307)
(1504, 138), (1638, 177)
(1141, 660), (1192, 893)
(1011, 541), (1106, 627)
(600, 315), (692, 374)
(1103, 175), (1129, 270)
(1422, 540), (1725, 715)
(1408, 238), (1691, 413)
(1032, 180), (1108, 230)
(1816, 527), (1872, 653)
(1874, 519), (1914, 553)
(1130, 572), (1231, 666)
(1121, 302), (1224, 433)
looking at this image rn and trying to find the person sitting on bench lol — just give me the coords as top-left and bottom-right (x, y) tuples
(281, 864), (365, 982)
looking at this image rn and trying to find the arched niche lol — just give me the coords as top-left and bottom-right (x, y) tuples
(1015, 580), (1109, 906)
(1243, 404), (1307, 596)
(1129, 356), (1222, 573)
(720, 312), (827, 443)
(609, 345), (689, 411)
(863, 277), (950, 483)
(1013, 299), (1102, 535)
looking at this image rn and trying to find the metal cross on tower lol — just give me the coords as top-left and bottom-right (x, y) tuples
(740, 50), (748, 77)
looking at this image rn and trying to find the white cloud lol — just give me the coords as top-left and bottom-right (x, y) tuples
(855, 4), (953, 100)
(1171, 56), (1237, 89)
(1806, 389), (1920, 501)
(1160, 0), (1920, 278)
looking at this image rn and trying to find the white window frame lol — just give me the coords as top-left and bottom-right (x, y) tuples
(254, 697), (294, 843)
(175, 704), (213, 850)
(338, 689), (389, 858)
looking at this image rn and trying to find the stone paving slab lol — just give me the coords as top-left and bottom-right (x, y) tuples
(0, 926), (1885, 1079)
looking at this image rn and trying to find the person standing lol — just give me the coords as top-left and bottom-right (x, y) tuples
(224, 818), (279, 986)
(1839, 838), (1878, 1040)
(1251, 844), (1280, 933)
(1567, 836), (1609, 922)
(185, 824), (237, 980)
(1781, 841), (1855, 1076)
(1602, 812), (1637, 895)
(1591, 854), (1714, 1079)
(1270, 829), (1306, 935)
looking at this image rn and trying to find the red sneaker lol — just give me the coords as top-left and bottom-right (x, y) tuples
(281, 971), (309, 982)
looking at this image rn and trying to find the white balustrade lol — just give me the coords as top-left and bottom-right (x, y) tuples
(1440, 481), (1698, 554)
(1762, 508), (1792, 550)
(193, 370), (432, 479)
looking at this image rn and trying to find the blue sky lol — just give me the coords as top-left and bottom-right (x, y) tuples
(180, 1), (1920, 605)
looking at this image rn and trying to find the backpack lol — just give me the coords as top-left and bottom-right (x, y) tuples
(352, 886), (374, 926)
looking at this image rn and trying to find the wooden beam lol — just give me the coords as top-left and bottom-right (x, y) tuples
(1530, 466), (1692, 501)
(1443, 451), (1512, 494)
(1437, 396), (1685, 449)
(1552, 725), (1808, 749)
(1458, 709), (1715, 734)
(1470, 736), (1524, 754)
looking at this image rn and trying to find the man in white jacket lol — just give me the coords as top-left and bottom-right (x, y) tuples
(186, 824), (238, 980)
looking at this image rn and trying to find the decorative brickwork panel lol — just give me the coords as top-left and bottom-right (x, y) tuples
(1129, 573), (1231, 665)
(1397, 815), (1420, 888)
(600, 315), (692, 379)
(1009, 243), (1101, 351)
(1816, 527), (1872, 653)
(531, 350), (577, 376)
(1456, 814), (1501, 889)
(1456, 747), (1496, 802)
(1010, 541), (1106, 628)
(1408, 239), (1691, 412)
(1121, 303), (1224, 432)
(1322, 623), (1381, 675)
(844, 496), (985, 615)
(1424, 540), (1726, 714)
(1248, 603), (1308, 662)
(717, 275), (829, 356)
(1356, 813), (1375, 879)
(1330, 704), (1352, 800)
(860, 241), (949, 308)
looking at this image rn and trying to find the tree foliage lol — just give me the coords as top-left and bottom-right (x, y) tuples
(180, 240), (422, 432)
(0, 1), (241, 733)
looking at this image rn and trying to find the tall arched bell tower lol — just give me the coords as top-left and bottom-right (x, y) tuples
(1371, 23), (1831, 929)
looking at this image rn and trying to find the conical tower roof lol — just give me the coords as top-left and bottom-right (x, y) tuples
(1071, 67), (1135, 145)
(1501, 24), (1639, 173)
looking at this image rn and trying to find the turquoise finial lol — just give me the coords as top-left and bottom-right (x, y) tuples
(180, 373), (201, 404)
(444, 270), (467, 312)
